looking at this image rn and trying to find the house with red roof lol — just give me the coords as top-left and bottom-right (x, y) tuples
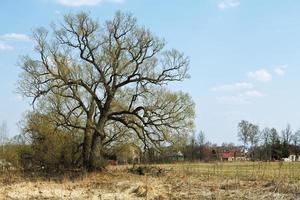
(221, 149), (247, 162)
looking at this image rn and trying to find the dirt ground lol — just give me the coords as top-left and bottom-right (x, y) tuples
(0, 164), (300, 200)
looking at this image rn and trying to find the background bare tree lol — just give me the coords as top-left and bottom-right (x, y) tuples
(18, 12), (195, 170)
(0, 121), (8, 157)
(238, 120), (250, 153)
(291, 130), (300, 156)
(281, 124), (293, 157)
(238, 120), (259, 159)
(248, 123), (259, 160)
(197, 131), (206, 146)
(282, 124), (293, 144)
(261, 127), (272, 160)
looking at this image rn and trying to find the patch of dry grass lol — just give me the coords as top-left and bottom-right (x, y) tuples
(1, 162), (300, 199)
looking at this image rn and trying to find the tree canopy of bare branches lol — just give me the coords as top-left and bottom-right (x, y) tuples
(18, 12), (195, 170)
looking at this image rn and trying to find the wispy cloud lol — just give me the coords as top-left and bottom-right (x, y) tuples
(212, 64), (287, 104)
(217, 90), (264, 104)
(217, 95), (249, 104)
(57, 0), (125, 7)
(0, 43), (13, 51)
(218, 0), (240, 10)
(0, 33), (30, 51)
(243, 90), (264, 98)
(212, 80), (265, 104)
(248, 69), (272, 82)
(274, 65), (287, 76)
(0, 33), (30, 42)
(211, 82), (253, 92)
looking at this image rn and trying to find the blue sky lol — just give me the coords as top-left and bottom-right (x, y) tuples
(1, 0), (300, 144)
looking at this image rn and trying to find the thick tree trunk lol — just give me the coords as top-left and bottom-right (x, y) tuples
(88, 133), (103, 170)
(82, 127), (92, 169)
(83, 102), (96, 170)
(87, 96), (111, 170)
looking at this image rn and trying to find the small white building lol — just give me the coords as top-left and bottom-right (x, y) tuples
(283, 155), (300, 162)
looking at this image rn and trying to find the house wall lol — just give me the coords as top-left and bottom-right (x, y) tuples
(283, 155), (300, 162)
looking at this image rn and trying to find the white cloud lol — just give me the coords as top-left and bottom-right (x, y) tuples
(212, 65), (285, 104)
(211, 82), (253, 92)
(217, 90), (264, 104)
(57, 0), (124, 7)
(274, 65), (287, 76)
(243, 90), (264, 98)
(218, 0), (240, 10)
(212, 81), (264, 104)
(217, 95), (249, 104)
(0, 33), (30, 42)
(248, 69), (272, 82)
(0, 43), (13, 50)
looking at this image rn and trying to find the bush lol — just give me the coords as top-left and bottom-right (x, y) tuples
(20, 112), (82, 172)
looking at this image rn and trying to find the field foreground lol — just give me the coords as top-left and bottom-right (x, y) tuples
(1, 162), (300, 199)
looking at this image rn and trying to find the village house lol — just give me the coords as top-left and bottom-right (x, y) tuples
(168, 151), (184, 162)
(220, 149), (247, 162)
(283, 155), (300, 162)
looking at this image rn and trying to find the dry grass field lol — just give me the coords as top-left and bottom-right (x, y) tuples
(1, 162), (300, 199)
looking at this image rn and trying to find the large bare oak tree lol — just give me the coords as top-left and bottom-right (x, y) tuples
(19, 12), (195, 170)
